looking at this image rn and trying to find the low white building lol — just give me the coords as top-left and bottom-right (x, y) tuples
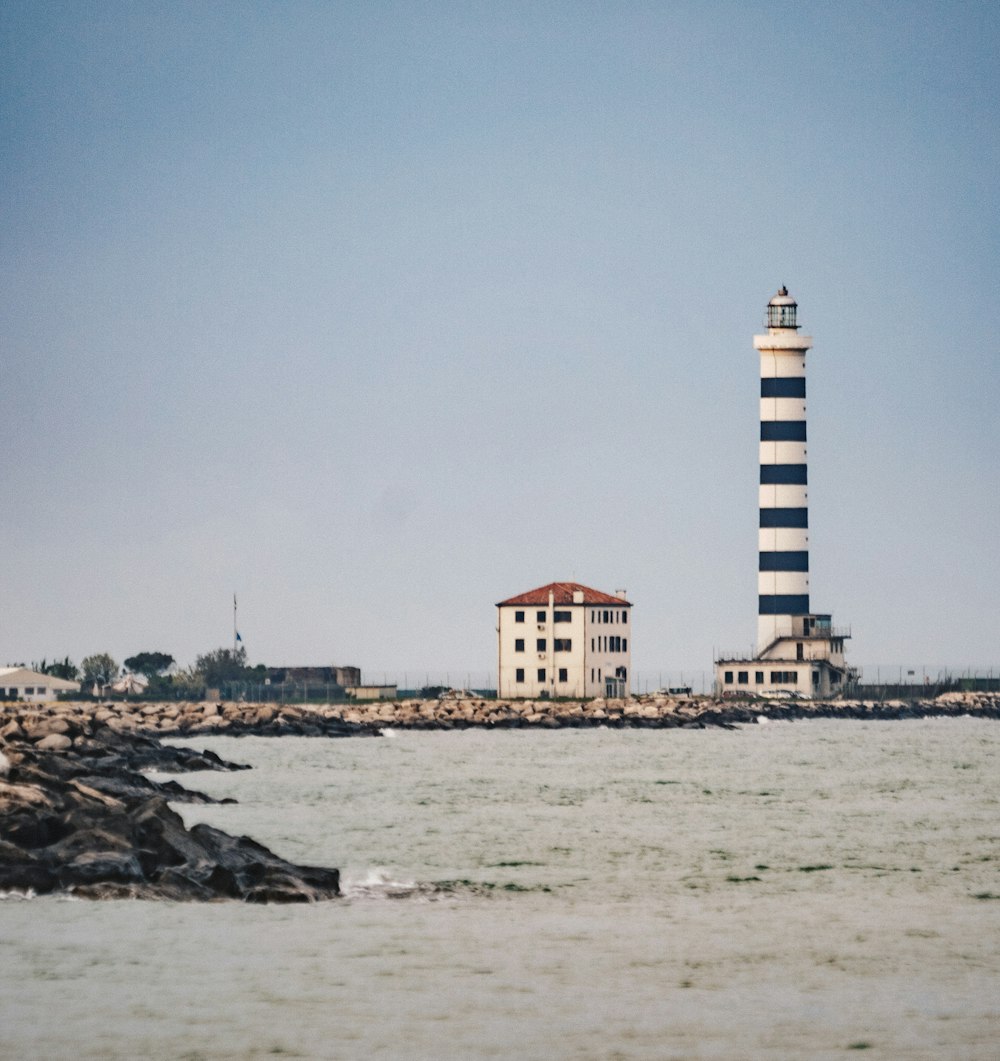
(497, 582), (632, 699)
(346, 684), (397, 701)
(716, 614), (853, 698)
(0, 666), (81, 703)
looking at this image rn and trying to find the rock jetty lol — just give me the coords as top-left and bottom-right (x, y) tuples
(2, 692), (997, 901)
(0, 705), (342, 902)
(5, 691), (996, 740)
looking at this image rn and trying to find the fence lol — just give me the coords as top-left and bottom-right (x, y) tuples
(850, 666), (1000, 700)
(58, 666), (1000, 705)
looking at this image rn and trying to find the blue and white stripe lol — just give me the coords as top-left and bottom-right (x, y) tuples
(755, 290), (812, 651)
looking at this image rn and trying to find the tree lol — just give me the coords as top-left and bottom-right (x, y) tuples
(45, 656), (80, 681)
(32, 657), (79, 680)
(194, 646), (249, 687)
(81, 653), (119, 686)
(124, 651), (175, 677)
(169, 666), (205, 698)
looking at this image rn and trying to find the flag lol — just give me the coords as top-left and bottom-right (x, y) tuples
(236, 631), (242, 643)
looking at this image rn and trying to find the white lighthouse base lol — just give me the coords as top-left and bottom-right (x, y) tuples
(715, 614), (856, 698)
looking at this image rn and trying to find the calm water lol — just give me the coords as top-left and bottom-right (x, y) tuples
(2, 719), (999, 1060)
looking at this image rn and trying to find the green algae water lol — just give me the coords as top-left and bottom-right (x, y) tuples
(2, 718), (999, 1059)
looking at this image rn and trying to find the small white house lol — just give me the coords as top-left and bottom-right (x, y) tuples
(0, 666), (81, 703)
(497, 582), (632, 699)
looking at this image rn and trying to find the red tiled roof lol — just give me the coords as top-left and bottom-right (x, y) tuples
(496, 582), (631, 607)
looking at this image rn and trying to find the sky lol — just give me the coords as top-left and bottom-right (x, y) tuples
(2, 1), (998, 685)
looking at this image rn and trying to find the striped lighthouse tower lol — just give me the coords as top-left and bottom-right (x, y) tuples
(756, 287), (811, 653)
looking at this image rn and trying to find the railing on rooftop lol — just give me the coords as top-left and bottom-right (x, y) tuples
(809, 625), (852, 640)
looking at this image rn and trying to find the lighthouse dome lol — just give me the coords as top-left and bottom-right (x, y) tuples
(766, 286), (798, 328)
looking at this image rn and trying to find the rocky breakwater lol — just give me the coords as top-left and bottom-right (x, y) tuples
(335, 695), (711, 729)
(331, 692), (999, 729)
(0, 702), (342, 902)
(72, 691), (1000, 738)
(65, 697), (384, 739)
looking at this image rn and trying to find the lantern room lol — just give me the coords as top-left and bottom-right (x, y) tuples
(766, 286), (798, 329)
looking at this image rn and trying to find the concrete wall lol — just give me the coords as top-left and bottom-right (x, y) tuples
(346, 685), (397, 701)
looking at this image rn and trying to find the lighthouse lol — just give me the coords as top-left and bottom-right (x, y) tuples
(715, 288), (856, 699)
(757, 286), (811, 651)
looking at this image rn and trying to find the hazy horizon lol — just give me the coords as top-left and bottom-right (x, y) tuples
(3, 2), (998, 678)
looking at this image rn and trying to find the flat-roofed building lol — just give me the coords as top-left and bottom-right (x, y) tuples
(497, 582), (632, 699)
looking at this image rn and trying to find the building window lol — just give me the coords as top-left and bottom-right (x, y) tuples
(24, 687), (34, 695)
(514, 639), (524, 652)
(554, 610), (571, 623)
(622, 638), (627, 652)
(622, 611), (628, 624)
(591, 638), (595, 651)
(554, 639), (572, 652)
(755, 671), (764, 684)
(537, 668), (546, 682)
(515, 668), (525, 683)
(591, 610), (595, 622)
(812, 671), (820, 685)
(536, 639), (546, 652)
(536, 610), (546, 622)
(724, 671), (733, 683)
(738, 671), (749, 684)
(558, 668), (568, 683)
(515, 611), (525, 623)
(602, 610), (609, 623)
(769, 671), (798, 684)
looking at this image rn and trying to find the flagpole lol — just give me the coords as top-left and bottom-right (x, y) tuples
(233, 593), (238, 655)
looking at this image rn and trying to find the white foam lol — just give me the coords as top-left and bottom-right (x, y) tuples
(0, 888), (36, 901)
(341, 866), (423, 900)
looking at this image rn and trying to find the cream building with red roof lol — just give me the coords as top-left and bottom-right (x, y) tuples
(496, 582), (632, 699)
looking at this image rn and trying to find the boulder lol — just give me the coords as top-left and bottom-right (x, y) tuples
(24, 716), (72, 740)
(0, 721), (339, 903)
(34, 733), (73, 752)
(0, 719), (25, 741)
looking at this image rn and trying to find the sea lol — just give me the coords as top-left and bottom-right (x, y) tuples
(2, 718), (998, 1060)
